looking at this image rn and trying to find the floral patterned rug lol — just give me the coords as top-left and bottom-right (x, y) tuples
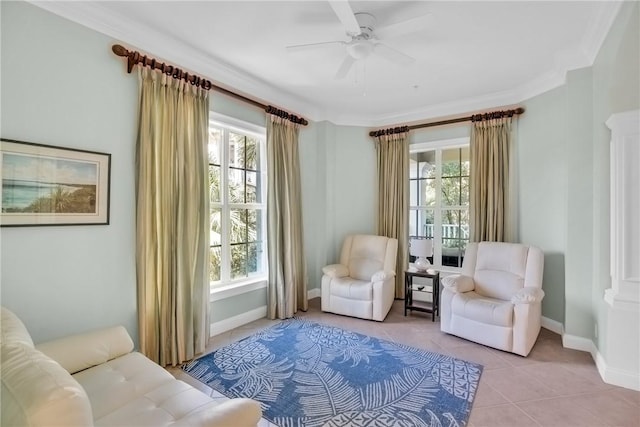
(182, 318), (482, 427)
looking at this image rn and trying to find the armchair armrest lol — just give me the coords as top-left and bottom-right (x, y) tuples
(371, 270), (395, 282)
(322, 264), (349, 278)
(511, 287), (545, 304)
(441, 274), (475, 293)
(36, 326), (134, 374)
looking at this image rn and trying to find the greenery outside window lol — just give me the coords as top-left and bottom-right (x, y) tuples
(409, 138), (470, 270)
(208, 115), (267, 288)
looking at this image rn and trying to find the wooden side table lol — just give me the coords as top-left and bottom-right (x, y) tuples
(404, 269), (440, 321)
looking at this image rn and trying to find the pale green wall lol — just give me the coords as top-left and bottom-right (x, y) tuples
(0, 1), (138, 343)
(519, 85), (568, 325)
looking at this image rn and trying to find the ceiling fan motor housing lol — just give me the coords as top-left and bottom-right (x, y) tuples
(353, 12), (376, 39)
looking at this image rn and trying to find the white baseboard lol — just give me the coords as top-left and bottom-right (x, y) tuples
(563, 332), (640, 391)
(562, 332), (594, 353)
(209, 306), (267, 337)
(209, 288), (321, 337)
(541, 316), (564, 335)
(594, 350), (640, 391)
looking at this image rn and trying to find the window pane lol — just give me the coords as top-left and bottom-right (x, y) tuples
(231, 244), (247, 279)
(421, 177), (436, 207)
(410, 180), (418, 206)
(209, 246), (221, 282)
(209, 166), (220, 203)
(461, 146), (470, 176)
(409, 209), (434, 238)
(247, 242), (259, 275)
(230, 209), (247, 244)
(229, 133), (244, 167)
(442, 148), (461, 177)
(409, 157), (419, 179)
(442, 209), (461, 238)
(208, 128), (221, 164)
(210, 208), (221, 245)
(243, 137), (258, 170)
(246, 171), (257, 203)
(461, 177), (469, 207)
(228, 169), (245, 203)
(442, 177), (461, 206)
(442, 239), (466, 268)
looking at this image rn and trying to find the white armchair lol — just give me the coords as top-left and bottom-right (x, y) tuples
(440, 242), (545, 356)
(321, 234), (398, 321)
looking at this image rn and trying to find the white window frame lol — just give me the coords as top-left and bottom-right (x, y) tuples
(409, 137), (470, 273)
(208, 113), (268, 301)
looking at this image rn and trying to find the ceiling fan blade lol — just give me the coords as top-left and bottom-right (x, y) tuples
(373, 43), (415, 65)
(335, 55), (356, 79)
(328, 1), (361, 35)
(374, 13), (432, 40)
(286, 41), (345, 52)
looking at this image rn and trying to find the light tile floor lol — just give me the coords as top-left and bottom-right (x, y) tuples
(169, 298), (640, 427)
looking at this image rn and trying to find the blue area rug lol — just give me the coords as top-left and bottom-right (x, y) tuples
(183, 318), (482, 427)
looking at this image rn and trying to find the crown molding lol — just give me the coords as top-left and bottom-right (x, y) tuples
(581, 1), (624, 65)
(28, 0), (623, 128)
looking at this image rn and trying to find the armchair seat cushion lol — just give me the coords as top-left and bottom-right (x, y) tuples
(451, 292), (514, 327)
(329, 277), (373, 301)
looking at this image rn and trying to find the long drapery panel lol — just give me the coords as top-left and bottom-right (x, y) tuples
(266, 114), (308, 319)
(375, 131), (409, 298)
(136, 67), (210, 366)
(470, 116), (513, 242)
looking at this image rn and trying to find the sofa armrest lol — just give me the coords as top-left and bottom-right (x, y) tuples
(441, 274), (475, 293)
(36, 326), (134, 374)
(322, 264), (349, 279)
(511, 287), (545, 304)
(173, 398), (262, 427)
(371, 269), (395, 282)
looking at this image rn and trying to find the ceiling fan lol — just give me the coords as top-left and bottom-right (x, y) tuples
(286, 1), (431, 79)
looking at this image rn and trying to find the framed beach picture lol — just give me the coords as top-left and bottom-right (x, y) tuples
(1, 139), (111, 226)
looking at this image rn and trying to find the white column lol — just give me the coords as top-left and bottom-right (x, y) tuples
(603, 110), (640, 391)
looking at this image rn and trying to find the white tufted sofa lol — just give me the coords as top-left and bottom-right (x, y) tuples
(440, 242), (545, 357)
(0, 307), (262, 427)
(321, 234), (398, 321)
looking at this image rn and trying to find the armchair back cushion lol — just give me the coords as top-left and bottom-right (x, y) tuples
(473, 242), (529, 300)
(341, 235), (397, 281)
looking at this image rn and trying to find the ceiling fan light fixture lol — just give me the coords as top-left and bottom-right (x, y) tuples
(346, 40), (373, 60)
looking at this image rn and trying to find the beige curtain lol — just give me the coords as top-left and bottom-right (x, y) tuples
(375, 131), (409, 298)
(469, 116), (513, 242)
(136, 67), (210, 366)
(266, 114), (308, 319)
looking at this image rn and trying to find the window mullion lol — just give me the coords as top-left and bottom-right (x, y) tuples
(220, 128), (231, 283)
(434, 149), (443, 268)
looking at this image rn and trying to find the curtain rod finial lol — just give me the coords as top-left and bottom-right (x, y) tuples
(112, 44), (129, 57)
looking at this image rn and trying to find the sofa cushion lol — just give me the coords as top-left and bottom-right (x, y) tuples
(73, 352), (175, 420)
(37, 326), (134, 374)
(1, 343), (93, 427)
(451, 291), (514, 327)
(1, 307), (34, 348)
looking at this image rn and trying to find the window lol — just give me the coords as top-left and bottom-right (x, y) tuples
(208, 116), (267, 288)
(409, 138), (470, 270)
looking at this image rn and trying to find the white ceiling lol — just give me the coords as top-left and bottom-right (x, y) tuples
(32, 1), (621, 127)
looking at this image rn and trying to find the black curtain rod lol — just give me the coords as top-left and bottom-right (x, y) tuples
(111, 44), (308, 126)
(369, 107), (525, 137)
